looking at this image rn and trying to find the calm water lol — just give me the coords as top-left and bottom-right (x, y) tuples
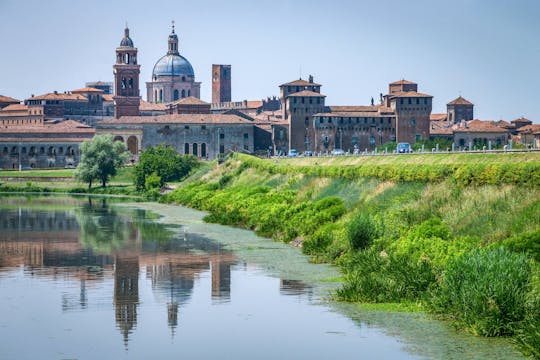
(0, 196), (524, 360)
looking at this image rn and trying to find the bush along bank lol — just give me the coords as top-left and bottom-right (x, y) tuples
(162, 155), (540, 357)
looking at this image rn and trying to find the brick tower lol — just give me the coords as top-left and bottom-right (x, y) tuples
(211, 64), (231, 103)
(113, 26), (140, 118)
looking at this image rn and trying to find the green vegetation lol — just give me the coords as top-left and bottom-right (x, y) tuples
(162, 153), (540, 357)
(134, 145), (199, 190)
(75, 134), (129, 188)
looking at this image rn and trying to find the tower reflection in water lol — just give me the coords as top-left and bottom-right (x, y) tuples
(0, 198), (312, 349)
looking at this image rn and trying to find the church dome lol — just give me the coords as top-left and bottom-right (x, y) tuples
(152, 54), (194, 78)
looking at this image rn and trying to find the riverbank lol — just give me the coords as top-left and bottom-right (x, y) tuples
(161, 153), (540, 358)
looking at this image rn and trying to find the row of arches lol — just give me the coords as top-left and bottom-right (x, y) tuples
(184, 143), (207, 158)
(113, 135), (139, 155)
(154, 88), (192, 102)
(1, 145), (76, 157)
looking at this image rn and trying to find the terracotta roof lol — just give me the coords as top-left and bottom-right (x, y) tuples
(97, 114), (254, 125)
(0, 120), (94, 134)
(447, 96), (473, 106)
(313, 112), (395, 118)
(0, 137), (90, 142)
(71, 87), (104, 93)
(246, 100), (264, 109)
(172, 96), (209, 106)
(511, 117), (533, 124)
(328, 105), (379, 113)
(453, 120), (508, 133)
(0, 95), (20, 103)
(430, 121), (453, 135)
(102, 94), (114, 102)
(495, 120), (515, 129)
(390, 79), (417, 85)
(280, 78), (321, 87)
(287, 90), (326, 97)
(139, 100), (168, 111)
(516, 124), (540, 133)
(1, 104), (29, 111)
(430, 113), (448, 121)
(27, 93), (88, 102)
(389, 91), (433, 98)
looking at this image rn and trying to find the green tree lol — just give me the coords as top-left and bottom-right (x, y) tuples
(75, 134), (128, 188)
(134, 145), (199, 190)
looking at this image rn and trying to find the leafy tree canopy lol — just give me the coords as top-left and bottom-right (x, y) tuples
(75, 134), (128, 188)
(134, 145), (199, 190)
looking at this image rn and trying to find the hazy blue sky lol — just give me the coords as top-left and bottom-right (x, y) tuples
(0, 0), (538, 121)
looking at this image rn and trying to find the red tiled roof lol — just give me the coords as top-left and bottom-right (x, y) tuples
(430, 120), (453, 135)
(516, 124), (540, 133)
(27, 93), (88, 102)
(245, 100), (264, 109)
(313, 112), (395, 118)
(287, 90), (326, 97)
(390, 79), (417, 85)
(430, 113), (448, 121)
(172, 96), (209, 106)
(97, 114), (254, 125)
(1, 104), (29, 111)
(0, 95), (20, 103)
(453, 120), (508, 133)
(328, 105), (380, 113)
(71, 87), (104, 93)
(280, 78), (321, 87)
(139, 100), (168, 111)
(511, 117), (533, 124)
(102, 94), (114, 102)
(447, 96), (473, 106)
(389, 91), (432, 98)
(0, 120), (94, 134)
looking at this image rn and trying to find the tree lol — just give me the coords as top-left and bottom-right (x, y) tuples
(134, 145), (198, 190)
(75, 134), (128, 188)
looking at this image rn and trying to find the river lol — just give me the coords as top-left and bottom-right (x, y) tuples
(0, 195), (524, 359)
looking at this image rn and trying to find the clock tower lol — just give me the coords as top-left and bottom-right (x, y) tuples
(113, 26), (140, 118)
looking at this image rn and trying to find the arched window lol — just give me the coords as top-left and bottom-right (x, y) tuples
(188, 90), (191, 97)
(58, 147), (64, 155)
(181, 89), (186, 98)
(174, 89), (179, 101)
(182, 76), (186, 82)
(40, 147), (45, 154)
(159, 89), (163, 102)
(2, 147), (7, 155)
(192, 143), (198, 156)
(21, 147), (26, 154)
(154, 90), (158, 102)
(128, 78), (133, 89)
(184, 143), (189, 155)
(201, 143), (207, 158)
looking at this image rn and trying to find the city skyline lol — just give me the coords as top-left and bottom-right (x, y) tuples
(0, 0), (539, 122)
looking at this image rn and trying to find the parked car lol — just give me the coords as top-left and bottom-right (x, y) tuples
(21, 166), (33, 170)
(302, 151), (313, 157)
(332, 148), (345, 156)
(397, 142), (412, 153)
(64, 164), (76, 169)
(288, 149), (298, 157)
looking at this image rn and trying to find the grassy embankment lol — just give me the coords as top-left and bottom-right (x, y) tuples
(0, 167), (137, 195)
(162, 152), (540, 358)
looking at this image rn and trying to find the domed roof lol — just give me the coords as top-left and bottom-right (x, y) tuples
(152, 54), (194, 77)
(119, 27), (134, 47)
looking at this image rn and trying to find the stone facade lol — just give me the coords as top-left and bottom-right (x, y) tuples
(447, 96), (474, 123)
(96, 114), (254, 160)
(0, 120), (95, 169)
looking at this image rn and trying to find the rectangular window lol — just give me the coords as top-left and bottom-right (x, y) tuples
(201, 125), (206, 130)
(219, 133), (225, 139)
(243, 133), (248, 139)
(184, 125), (189, 130)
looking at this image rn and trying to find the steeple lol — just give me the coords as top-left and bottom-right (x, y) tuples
(120, 25), (134, 48)
(167, 21), (179, 55)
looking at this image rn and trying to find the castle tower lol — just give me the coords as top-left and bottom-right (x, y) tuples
(447, 96), (473, 124)
(212, 65), (232, 104)
(113, 26), (141, 118)
(391, 92), (432, 143)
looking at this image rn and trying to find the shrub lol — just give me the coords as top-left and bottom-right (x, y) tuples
(303, 223), (339, 255)
(503, 229), (540, 262)
(337, 248), (436, 302)
(347, 212), (378, 250)
(430, 247), (532, 337)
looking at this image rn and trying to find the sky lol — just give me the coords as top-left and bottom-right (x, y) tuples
(0, 0), (539, 122)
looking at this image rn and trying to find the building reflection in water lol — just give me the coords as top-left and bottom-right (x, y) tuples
(114, 253), (140, 348)
(0, 201), (314, 349)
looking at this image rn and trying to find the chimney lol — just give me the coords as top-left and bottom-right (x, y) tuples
(308, 75), (314, 83)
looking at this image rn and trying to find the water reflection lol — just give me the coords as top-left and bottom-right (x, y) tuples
(0, 197), (314, 351)
(0, 198), (238, 347)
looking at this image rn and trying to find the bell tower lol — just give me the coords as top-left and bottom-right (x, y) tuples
(113, 26), (140, 118)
